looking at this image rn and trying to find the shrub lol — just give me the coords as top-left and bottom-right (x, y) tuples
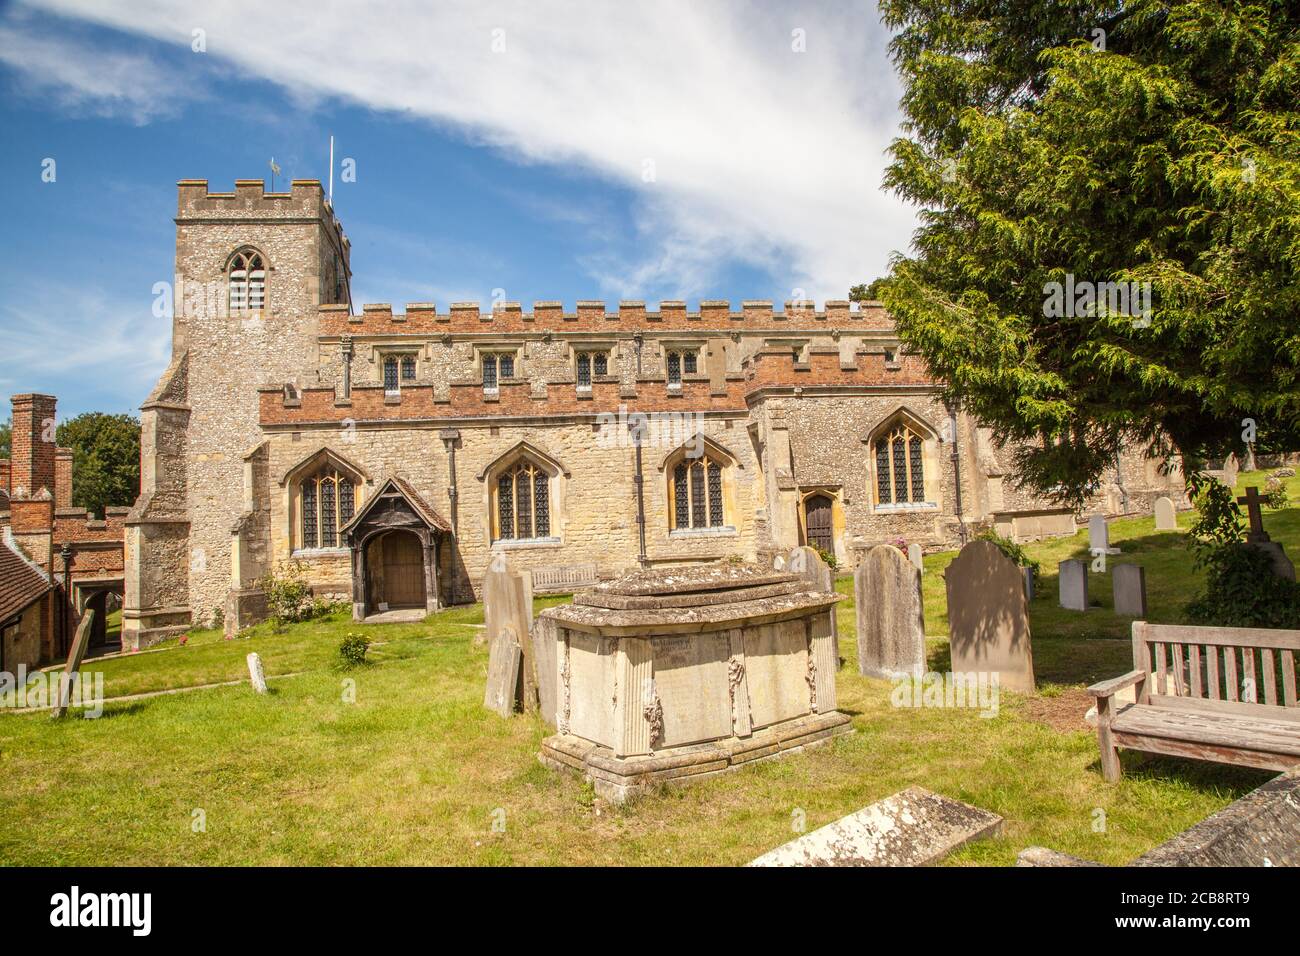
(261, 562), (316, 629)
(1186, 542), (1300, 629)
(975, 530), (1039, 574)
(1263, 474), (1289, 509)
(1187, 476), (1242, 556)
(813, 546), (838, 570)
(338, 633), (371, 669)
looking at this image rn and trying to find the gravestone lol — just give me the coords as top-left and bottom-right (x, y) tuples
(481, 554), (538, 714)
(246, 652), (268, 694)
(1237, 486), (1297, 581)
(484, 638), (522, 718)
(855, 545), (926, 679)
(907, 543), (924, 574)
(1058, 559), (1089, 611)
(1088, 515), (1119, 555)
(789, 546), (839, 664)
(749, 787), (1003, 867)
(532, 614), (560, 727)
(1112, 564), (1147, 617)
(945, 540), (1035, 693)
(1022, 566), (1036, 602)
(1153, 496), (1177, 531)
(52, 608), (95, 719)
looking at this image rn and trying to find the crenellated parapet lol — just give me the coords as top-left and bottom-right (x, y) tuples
(317, 298), (895, 336)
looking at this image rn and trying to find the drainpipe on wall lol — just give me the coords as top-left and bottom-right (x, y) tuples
(630, 419), (649, 568)
(947, 409), (968, 546)
(439, 428), (461, 603)
(60, 543), (73, 656)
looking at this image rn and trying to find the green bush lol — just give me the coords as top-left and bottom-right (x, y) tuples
(261, 562), (317, 629)
(1186, 543), (1300, 629)
(813, 546), (838, 571)
(975, 530), (1039, 574)
(338, 633), (371, 669)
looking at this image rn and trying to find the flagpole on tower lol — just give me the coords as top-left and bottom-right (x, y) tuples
(269, 156), (281, 192)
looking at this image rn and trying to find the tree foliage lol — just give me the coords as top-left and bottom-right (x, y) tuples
(876, 0), (1300, 505)
(55, 412), (141, 517)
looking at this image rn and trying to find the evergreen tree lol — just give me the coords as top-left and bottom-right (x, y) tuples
(877, 0), (1300, 504)
(55, 412), (141, 517)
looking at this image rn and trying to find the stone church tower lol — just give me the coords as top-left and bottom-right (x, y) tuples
(123, 180), (350, 646)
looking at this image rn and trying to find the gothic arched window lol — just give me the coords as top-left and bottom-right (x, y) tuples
(228, 250), (266, 312)
(300, 467), (356, 548)
(670, 453), (726, 530)
(874, 423), (925, 505)
(494, 460), (551, 541)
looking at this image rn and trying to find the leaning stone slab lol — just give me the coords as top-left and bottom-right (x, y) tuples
(483, 636), (522, 718)
(532, 614), (559, 727)
(788, 545), (839, 663)
(748, 786), (1003, 867)
(246, 652), (268, 694)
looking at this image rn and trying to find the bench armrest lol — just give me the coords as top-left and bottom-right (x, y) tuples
(1087, 670), (1146, 699)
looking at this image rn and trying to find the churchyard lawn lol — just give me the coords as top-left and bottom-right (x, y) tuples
(1, 470), (1292, 866)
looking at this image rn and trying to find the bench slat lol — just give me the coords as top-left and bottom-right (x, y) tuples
(1262, 649), (1278, 706)
(1207, 646), (1220, 700)
(1139, 623), (1300, 650)
(1112, 704), (1300, 756)
(1225, 647), (1239, 702)
(1189, 645), (1203, 698)
(1284, 650), (1298, 708)
(1155, 642), (1167, 696)
(1147, 692), (1300, 724)
(1243, 648), (1258, 703)
(1171, 644), (1186, 697)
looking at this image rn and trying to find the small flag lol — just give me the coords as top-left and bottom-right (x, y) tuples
(269, 157), (281, 176)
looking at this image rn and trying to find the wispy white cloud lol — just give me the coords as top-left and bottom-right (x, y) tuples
(17, 0), (915, 299)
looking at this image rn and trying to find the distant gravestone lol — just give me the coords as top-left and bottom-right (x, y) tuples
(246, 652), (268, 694)
(1022, 566), (1036, 602)
(1088, 515), (1119, 555)
(945, 540), (1035, 693)
(52, 609), (95, 719)
(1153, 497), (1177, 531)
(855, 545), (926, 679)
(1112, 564), (1147, 617)
(1058, 559), (1089, 611)
(789, 546), (839, 663)
(907, 543), (924, 574)
(772, 554), (786, 571)
(482, 554), (538, 714)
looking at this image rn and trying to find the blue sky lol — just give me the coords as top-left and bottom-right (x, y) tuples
(0, 0), (915, 418)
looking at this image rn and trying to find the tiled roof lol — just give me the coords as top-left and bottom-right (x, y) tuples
(0, 536), (50, 623)
(339, 476), (452, 535)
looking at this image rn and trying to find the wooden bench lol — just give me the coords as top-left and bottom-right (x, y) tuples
(1089, 622), (1300, 782)
(530, 563), (599, 594)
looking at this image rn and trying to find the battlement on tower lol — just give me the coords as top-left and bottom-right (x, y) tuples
(175, 178), (349, 251)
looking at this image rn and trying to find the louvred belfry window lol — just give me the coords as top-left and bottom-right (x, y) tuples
(228, 250), (265, 312)
(670, 454), (726, 530)
(495, 461), (550, 541)
(874, 424), (926, 505)
(300, 468), (356, 549)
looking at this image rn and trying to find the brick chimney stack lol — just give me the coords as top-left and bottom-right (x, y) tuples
(55, 446), (74, 510)
(10, 393), (57, 498)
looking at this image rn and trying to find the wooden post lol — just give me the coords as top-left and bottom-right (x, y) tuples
(1096, 694), (1122, 782)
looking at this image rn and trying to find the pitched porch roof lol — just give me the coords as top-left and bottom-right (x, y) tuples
(339, 476), (452, 536)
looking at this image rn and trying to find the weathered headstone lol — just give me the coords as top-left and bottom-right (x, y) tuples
(484, 637), (522, 718)
(855, 544), (926, 679)
(945, 540), (1035, 693)
(1237, 486), (1297, 581)
(1112, 564), (1147, 617)
(1022, 566), (1036, 602)
(246, 652), (268, 694)
(1153, 496), (1177, 531)
(481, 554), (538, 713)
(907, 543), (924, 574)
(749, 787), (1003, 867)
(1058, 559), (1089, 611)
(532, 614), (559, 727)
(52, 608), (95, 719)
(789, 545), (839, 664)
(1088, 515), (1119, 555)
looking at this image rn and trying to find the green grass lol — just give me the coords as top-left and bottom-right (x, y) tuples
(0, 471), (1294, 866)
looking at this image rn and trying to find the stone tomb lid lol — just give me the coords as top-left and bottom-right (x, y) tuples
(545, 564), (839, 635)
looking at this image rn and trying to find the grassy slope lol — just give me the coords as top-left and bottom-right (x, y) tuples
(0, 471), (1293, 866)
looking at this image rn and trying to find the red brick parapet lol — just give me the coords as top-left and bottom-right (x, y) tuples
(317, 299), (896, 336)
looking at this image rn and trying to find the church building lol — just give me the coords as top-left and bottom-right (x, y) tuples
(119, 179), (1186, 648)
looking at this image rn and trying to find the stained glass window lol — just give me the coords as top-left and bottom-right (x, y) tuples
(495, 461), (550, 540)
(874, 424), (926, 505)
(670, 453), (727, 530)
(299, 467), (356, 549)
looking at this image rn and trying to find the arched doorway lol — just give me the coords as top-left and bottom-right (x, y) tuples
(365, 530), (427, 610)
(803, 493), (835, 555)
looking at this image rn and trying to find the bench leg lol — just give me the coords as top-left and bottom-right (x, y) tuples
(1096, 695), (1121, 782)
